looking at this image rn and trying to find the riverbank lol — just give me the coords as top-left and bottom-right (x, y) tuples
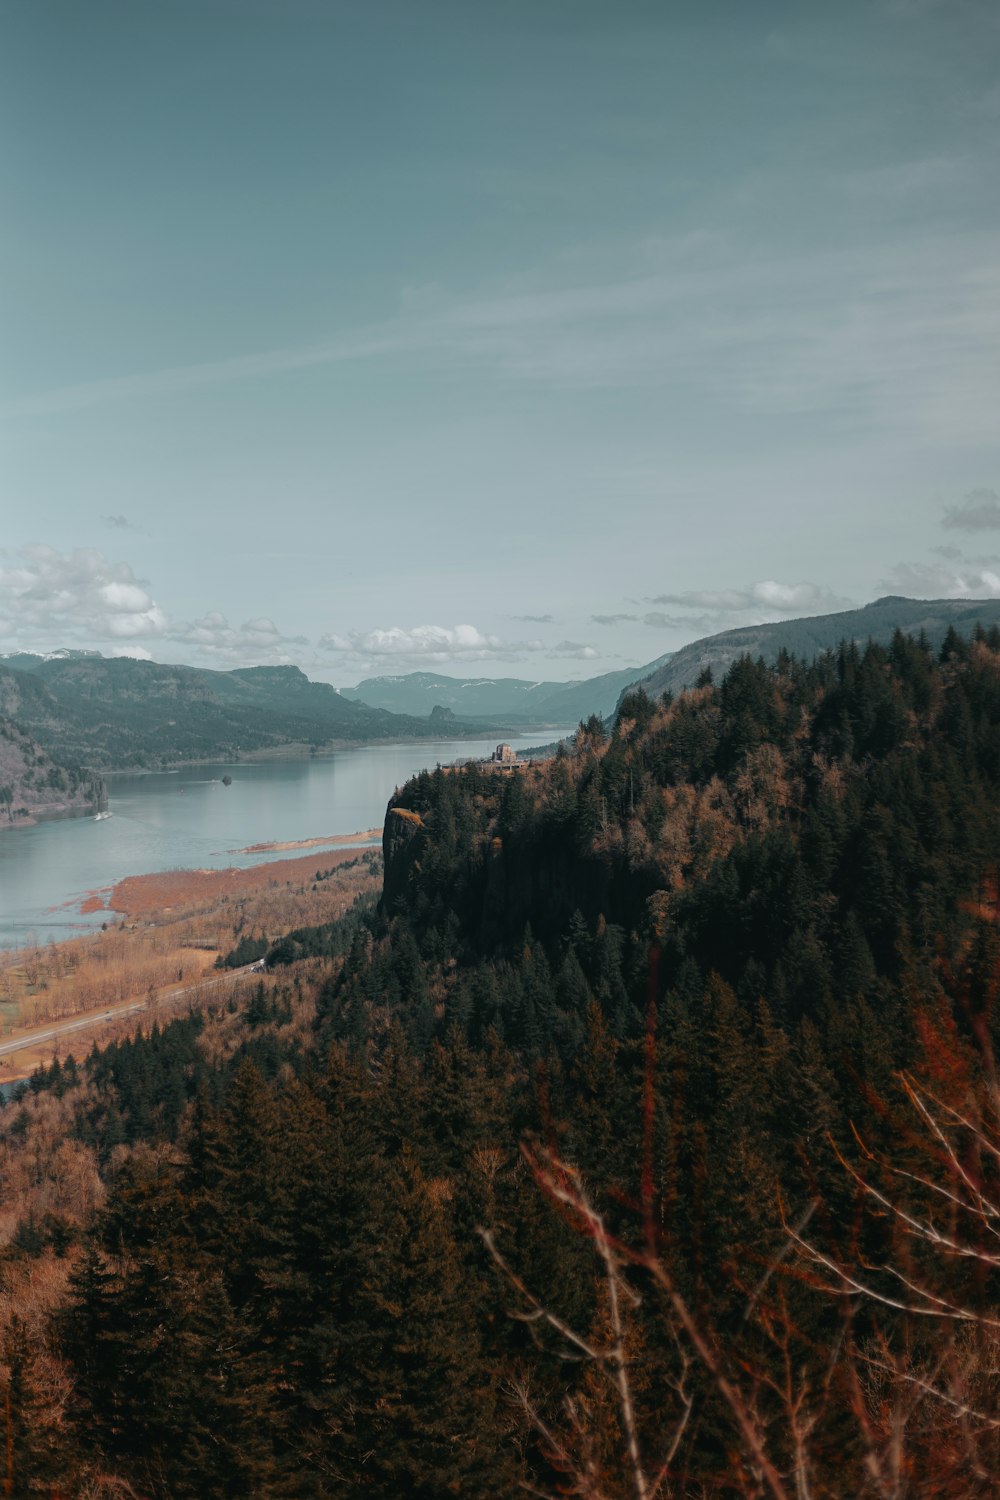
(0, 730), (571, 950)
(0, 834), (381, 1080)
(106, 842), (377, 918)
(78, 725), (568, 778)
(0, 796), (102, 832)
(233, 828), (381, 854)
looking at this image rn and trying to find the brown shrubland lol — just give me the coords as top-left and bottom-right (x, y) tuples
(0, 848), (378, 1032)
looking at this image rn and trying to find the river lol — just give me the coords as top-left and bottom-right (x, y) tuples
(0, 732), (567, 950)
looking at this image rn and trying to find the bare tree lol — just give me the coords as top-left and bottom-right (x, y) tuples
(482, 962), (1000, 1499)
(790, 1068), (1000, 1498)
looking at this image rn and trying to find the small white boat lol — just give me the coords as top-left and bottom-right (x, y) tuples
(94, 810), (112, 821)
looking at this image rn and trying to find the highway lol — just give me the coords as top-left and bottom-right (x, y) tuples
(0, 965), (259, 1062)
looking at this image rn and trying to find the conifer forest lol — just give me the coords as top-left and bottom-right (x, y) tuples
(3, 628), (1000, 1496)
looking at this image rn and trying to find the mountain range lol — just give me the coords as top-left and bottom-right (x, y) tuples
(345, 597), (1000, 724)
(5, 596), (1000, 782)
(0, 656), (506, 772)
(342, 656), (674, 723)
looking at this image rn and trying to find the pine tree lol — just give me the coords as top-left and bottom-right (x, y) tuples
(349, 1148), (512, 1497)
(65, 1153), (273, 1496)
(0, 1315), (74, 1496)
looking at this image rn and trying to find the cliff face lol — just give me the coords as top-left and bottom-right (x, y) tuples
(381, 804), (426, 912)
(0, 716), (105, 828)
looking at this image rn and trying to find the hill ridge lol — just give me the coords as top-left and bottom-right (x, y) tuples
(624, 594), (1000, 706)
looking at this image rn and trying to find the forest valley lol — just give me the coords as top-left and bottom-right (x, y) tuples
(2, 625), (1000, 1497)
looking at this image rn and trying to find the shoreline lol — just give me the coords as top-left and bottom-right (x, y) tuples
(103, 842), (380, 919)
(93, 726), (569, 778)
(0, 729), (569, 833)
(232, 829), (381, 854)
(0, 835), (384, 1078)
(21, 828), (383, 931)
(0, 798), (105, 833)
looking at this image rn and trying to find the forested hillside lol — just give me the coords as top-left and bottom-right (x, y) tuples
(3, 625), (1000, 1495)
(0, 716), (105, 826)
(632, 593), (1000, 703)
(0, 656), (507, 769)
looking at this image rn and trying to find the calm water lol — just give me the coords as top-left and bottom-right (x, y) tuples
(0, 733), (565, 949)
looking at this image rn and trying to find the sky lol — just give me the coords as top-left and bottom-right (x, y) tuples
(2, 0), (999, 686)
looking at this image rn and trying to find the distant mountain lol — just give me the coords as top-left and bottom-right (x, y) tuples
(344, 655), (674, 724)
(0, 647), (103, 668)
(625, 596), (1000, 705)
(0, 657), (510, 771)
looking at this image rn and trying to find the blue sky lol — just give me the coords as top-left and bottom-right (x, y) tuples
(2, 0), (999, 683)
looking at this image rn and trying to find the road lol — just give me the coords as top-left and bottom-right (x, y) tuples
(0, 965), (259, 1062)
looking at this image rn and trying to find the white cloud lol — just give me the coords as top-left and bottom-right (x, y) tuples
(614, 580), (858, 645)
(0, 545), (167, 648)
(942, 488), (1000, 531)
(648, 581), (851, 617)
(170, 612), (308, 666)
(881, 561), (1000, 598)
(0, 545), (310, 668)
(318, 622), (545, 669)
(108, 646), (154, 660)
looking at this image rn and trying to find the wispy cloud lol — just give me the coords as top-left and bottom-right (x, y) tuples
(881, 560), (1000, 598)
(6, 227), (999, 447)
(510, 612), (555, 623)
(101, 513), (132, 530)
(640, 610), (720, 634)
(590, 583), (855, 643)
(549, 640), (599, 660)
(4, 326), (420, 420)
(942, 487), (1000, 531)
(647, 581), (851, 616)
(615, 580), (858, 643)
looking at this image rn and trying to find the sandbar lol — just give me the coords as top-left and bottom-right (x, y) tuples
(229, 829), (381, 855)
